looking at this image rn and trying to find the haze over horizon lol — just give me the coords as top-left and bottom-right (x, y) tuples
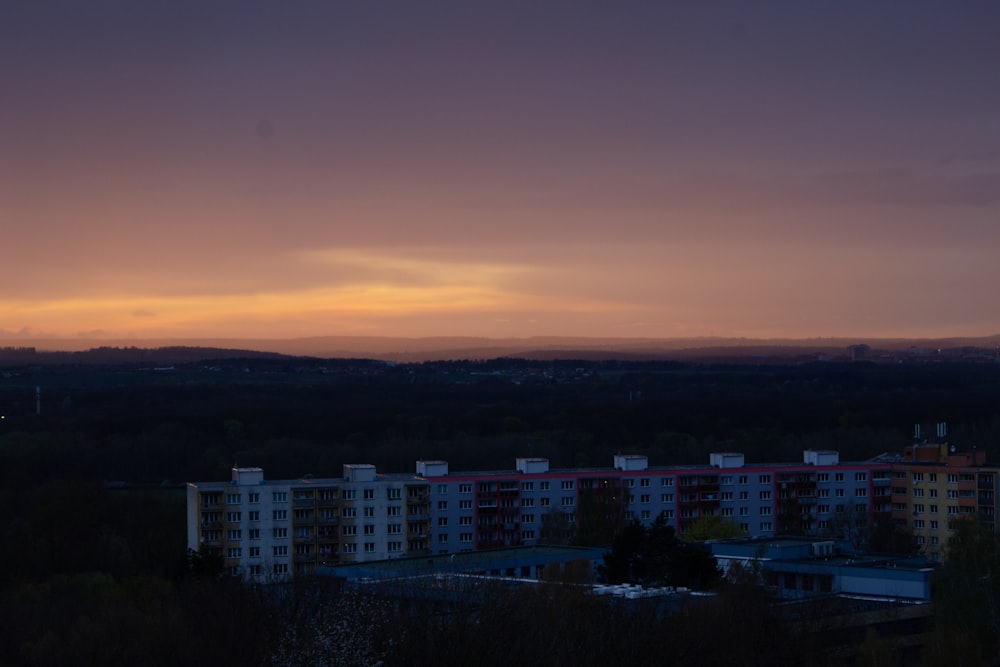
(3, 2), (999, 342)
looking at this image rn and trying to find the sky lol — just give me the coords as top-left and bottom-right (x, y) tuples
(2, 1), (999, 342)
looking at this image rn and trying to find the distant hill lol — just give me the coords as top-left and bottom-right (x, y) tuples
(2, 334), (999, 364)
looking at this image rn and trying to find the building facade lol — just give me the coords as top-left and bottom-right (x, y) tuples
(889, 439), (999, 562)
(188, 449), (900, 582)
(187, 464), (430, 580)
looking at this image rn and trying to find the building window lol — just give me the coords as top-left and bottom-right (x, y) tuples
(540, 482), (550, 491)
(226, 493), (241, 505)
(228, 529), (242, 540)
(388, 541), (402, 552)
(760, 522), (773, 532)
(273, 564), (288, 575)
(342, 490), (356, 500)
(363, 524), (375, 535)
(640, 494), (650, 504)
(248, 528), (260, 540)
(459, 500), (473, 510)
(662, 477), (675, 487)
(459, 484), (472, 493)
(388, 488), (401, 500)
(273, 546), (288, 556)
(388, 506), (401, 516)
(738, 475), (748, 485)
(342, 507), (357, 518)
(365, 542), (376, 552)
(759, 491), (771, 500)
(759, 475), (772, 484)
(855, 472), (867, 482)
(227, 547), (242, 559)
(342, 525), (357, 536)
(438, 500), (448, 510)
(272, 492), (287, 503)
(662, 493), (674, 503)
(437, 517), (448, 527)
(739, 491), (749, 500)
(855, 488), (868, 497)
(540, 498), (550, 507)
(760, 507), (772, 516)
(249, 546), (260, 558)
(460, 516), (472, 526)
(522, 530), (536, 540)
(818, 473), (829, 482)
(561, 496), (574, 507)
(247, 492), (260, 504)
(248, 511), (260, 522)
(522, 482), (534, 491)
(272, 510), (287, 520)
(273, 527), (287, 538)
(343, 544), (357, 554)
(640, 479), (650, 487)
(363, 489), (375, 500)
(460, 533), (473, 543)
(739, 507), (748, 516)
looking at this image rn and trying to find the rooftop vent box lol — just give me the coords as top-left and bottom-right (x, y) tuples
(614, 454), (649, 471)
(416, 460), (449, 477)
(343, 464), (377, 483)
(709, 453), (745, 469)
(516, 458), (550, 474)
(803, 450), (840, 466)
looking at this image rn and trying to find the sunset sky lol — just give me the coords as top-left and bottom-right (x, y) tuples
(3, 1), (999, 342)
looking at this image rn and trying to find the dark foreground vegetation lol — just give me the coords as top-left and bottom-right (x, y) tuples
(2, 356), (1000, 665)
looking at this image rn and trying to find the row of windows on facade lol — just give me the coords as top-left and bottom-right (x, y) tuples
(212, 488), (421, 506)
(894, 471), (979, 482)
(891, 488), (978, 499)
(211, 470), (895, 509)
(205, 490), (883, 528)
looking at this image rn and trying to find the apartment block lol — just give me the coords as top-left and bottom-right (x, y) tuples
(889, 439), (999, 562)
(187, 464), (430, 581)
(188, 449), (898, 582)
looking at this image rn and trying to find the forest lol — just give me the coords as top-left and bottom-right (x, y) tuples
(2, 355), (1000, 665)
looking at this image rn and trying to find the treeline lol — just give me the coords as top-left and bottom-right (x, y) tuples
(3, 361), (1000, 484)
